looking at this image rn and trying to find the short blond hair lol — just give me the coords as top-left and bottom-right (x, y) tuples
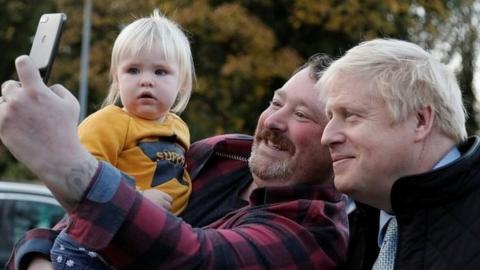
(103, 9), (195, 114)
(317, 38), (467, 143)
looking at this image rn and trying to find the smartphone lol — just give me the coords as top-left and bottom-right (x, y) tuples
(29, 13), (67, 84)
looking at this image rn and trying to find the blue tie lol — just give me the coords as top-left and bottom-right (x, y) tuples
(373, 217), (398, 270)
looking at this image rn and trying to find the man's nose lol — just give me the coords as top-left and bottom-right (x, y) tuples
(321, 117), (344, 146)
(263, 109), (288, 132)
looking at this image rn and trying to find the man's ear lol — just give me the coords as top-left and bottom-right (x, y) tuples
(414, 105), (435, 142)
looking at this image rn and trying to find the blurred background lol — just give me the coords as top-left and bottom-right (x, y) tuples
(0, 0), (479, 180)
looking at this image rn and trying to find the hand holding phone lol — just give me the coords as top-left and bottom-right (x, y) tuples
(29, 13), (66, 84)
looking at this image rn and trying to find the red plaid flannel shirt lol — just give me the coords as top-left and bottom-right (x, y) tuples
(6, 134), (348, 269)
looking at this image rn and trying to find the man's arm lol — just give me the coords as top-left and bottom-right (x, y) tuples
(65, 162), (347, 269)
(0, 55), (96, 211)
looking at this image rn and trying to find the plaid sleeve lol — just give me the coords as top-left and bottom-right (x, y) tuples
(5, 215), (69, 270)
(66, 161), (345, 269)
(5, 228), (59, 270)
(65, 161), (137, 250)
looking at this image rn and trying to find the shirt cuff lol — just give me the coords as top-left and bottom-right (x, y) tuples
(66, 161), (138, 250)
(12, 229), (58, 270)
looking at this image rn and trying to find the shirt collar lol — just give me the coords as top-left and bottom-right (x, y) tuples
(434, 147), (461, 168)
(250, 183), (342, 206)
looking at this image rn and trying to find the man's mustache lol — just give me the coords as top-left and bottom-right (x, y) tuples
(255, 129), (295, 155)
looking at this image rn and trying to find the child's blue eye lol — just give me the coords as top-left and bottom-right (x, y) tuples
(127, 68), (139, 74)
(155, 69), (167, 75)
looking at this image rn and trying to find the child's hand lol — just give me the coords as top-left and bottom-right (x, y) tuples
(27, 257), (53, 270)
(142, 189), (173, 211)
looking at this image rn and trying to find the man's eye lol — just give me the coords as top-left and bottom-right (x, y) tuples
(270, 100), (283, 107)
(295, 111), (306, 118)
(345, 112), (360, 121)
(127, 68), (139, 74)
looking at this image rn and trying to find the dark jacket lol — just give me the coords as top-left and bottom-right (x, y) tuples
(345, 202), (379, 270)
(392, 136), (480, 269)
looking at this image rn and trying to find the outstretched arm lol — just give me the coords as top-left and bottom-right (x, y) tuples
(63, 162), (347, 269)
(0, 55), (96, 211)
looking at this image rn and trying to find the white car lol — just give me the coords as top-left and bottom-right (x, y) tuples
(0, 181), (65, 267)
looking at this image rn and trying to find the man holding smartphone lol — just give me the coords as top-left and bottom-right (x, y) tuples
(2, 54), (348, 270)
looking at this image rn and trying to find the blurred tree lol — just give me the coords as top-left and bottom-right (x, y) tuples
(458, 25), (478, 134)
(0, 0), (477, 180)
(49, 0), (462, 140)
(0, 0), (57, 180)
(0, 0), (57, 83)
(415, 0), (480, 134)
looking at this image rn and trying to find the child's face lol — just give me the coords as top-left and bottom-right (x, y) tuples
(116, 47), (181, 121)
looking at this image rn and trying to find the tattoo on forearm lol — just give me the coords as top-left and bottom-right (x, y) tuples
(63, 161), (96, 207)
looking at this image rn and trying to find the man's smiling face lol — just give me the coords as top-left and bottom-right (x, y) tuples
(249, 67), (333, 187)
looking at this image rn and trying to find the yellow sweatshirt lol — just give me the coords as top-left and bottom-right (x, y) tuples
(78, 105), (191, 215)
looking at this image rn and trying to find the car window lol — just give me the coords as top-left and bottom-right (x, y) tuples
(0, 198), (64, 266)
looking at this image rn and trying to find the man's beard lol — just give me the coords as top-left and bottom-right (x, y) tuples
(248, 128), (296, 181)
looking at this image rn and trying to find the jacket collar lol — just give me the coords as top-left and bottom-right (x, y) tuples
(392, 136), (480, 213)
